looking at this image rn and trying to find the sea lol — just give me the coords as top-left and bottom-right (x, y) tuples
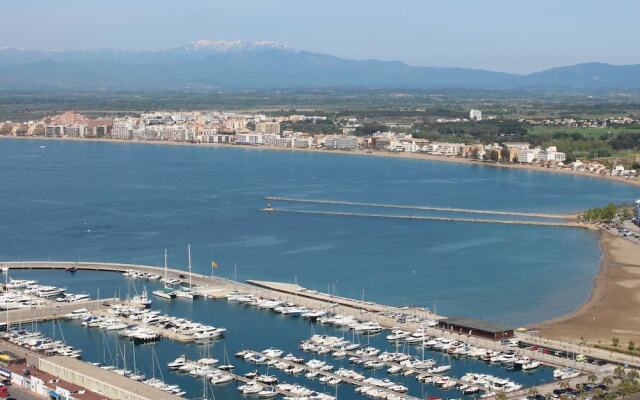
(1, 138), (639, 399)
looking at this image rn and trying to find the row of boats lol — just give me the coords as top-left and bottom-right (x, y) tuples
(236, 347), (412, 400)
(88, 361), (187, 396)
(227, 292), (385, 335)
(1, 279), (90, 310)
(1, 329), (81, 358)
(382, 330), (542, 371)
(167, 354), (236, 385)
(300, 334), (529, 395)
(66, 303), (226, 342)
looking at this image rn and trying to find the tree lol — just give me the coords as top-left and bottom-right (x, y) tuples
(588, 374), (597, 384)
(614, 365), (626, 380)
(612, 337), (620, 348)
(627, 369), (640, 384)
(496, 393), (508, 400)
(601, 376), (614, 387)
(628, 341), (636, 352)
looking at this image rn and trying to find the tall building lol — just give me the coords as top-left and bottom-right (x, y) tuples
(469, 109), (482, 121)
(635, 199), (640, 222)
(255, 121), (281, 135)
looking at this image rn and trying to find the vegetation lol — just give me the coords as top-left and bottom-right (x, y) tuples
(580, 203), (635, 222)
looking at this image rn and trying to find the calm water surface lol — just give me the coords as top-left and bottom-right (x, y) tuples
(1, 139), (639, 325)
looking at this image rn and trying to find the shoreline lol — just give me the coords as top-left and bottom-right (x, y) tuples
(533, 230), (640, 345)
(2, 135), (640, 187)
(3, 134), (640, 345)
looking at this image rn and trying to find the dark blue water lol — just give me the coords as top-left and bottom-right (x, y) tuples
(1, 139), (639, 325)
(12, 270), (555, 400)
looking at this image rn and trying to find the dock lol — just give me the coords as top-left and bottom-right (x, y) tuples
(0, 260), (636, 372)
(1, 298), (117, 326)
(243, 350), (421, 400)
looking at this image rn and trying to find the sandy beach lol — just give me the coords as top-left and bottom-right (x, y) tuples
(1, 135), (640, 187)
(534, 231), (640, 345)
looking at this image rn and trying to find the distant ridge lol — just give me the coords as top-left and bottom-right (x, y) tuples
(0, 40), (638, 90)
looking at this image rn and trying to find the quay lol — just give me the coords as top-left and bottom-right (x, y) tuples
(0, 298), (117, 326)
(263, 208), (591, 229)
(0, 340), (182, 400)
(265, 196), (577, 220)
(0, 261), (636, 372)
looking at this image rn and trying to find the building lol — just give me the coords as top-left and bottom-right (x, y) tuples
(469, 109), (482, 121)
(236, 133), (263, 145)
(39, 357), (182, 400)
(324, 135), (359, 150)
(255, 121), (281, 135)
(438, 316), (514, 340)
(635, 199), (640, 223)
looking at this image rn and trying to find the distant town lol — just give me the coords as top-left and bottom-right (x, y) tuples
(1, 109), (639, 182)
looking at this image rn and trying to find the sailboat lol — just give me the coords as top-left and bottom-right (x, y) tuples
(175, 245), (195, 300)
(217, 345), (235, 371)
(152, 249), (176, 300)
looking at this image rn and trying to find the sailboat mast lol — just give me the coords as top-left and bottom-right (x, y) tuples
(164, 249), (168, 283)
(188, 244), (192, 291)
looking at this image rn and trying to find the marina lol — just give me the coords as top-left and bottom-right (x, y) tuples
(0, 265), (621, 400)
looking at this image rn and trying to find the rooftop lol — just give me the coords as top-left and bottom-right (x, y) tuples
(439, 316), (514, 334)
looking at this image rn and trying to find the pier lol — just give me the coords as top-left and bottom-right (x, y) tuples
(1, 298), (117, 326)
(264, 197), (577, 220)
(262, 208), (591, 229)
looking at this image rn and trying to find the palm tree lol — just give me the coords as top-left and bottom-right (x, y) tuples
(588, 374), (597, 384)
(601, 376), (614, 387)
(496, 393), (508, 400)
(626, 369), (639, 384)
(614, 365), (626, 380)
(528, 387), (539, 398)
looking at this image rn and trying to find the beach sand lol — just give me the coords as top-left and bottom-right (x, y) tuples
(534, 231), (640, 345)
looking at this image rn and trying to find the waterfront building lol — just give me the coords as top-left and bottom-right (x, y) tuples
(438, 316), (514, 340)
(324, 135), (359, 150)
(635, 199), (640, 222)
(236, 133), (263, 145)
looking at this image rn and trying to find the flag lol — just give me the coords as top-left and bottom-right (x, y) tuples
(211, 260), (219, 269)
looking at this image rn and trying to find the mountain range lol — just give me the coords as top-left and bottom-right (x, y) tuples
(0, 40), (639, 91)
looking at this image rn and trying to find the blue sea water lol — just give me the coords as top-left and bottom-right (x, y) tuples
(1, 139), (639, 326)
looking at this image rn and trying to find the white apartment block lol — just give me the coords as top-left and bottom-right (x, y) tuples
(236, 133), (263, 145)
(324, 135), (359, 150)
(470, 109), (482, 121)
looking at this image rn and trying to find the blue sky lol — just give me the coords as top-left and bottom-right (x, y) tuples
(2, 0), (639, 73)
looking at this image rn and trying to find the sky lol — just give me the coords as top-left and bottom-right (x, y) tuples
(2, 0), (640, 74)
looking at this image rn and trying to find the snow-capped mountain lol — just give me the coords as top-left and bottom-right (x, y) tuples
(0, 40), (638, 90)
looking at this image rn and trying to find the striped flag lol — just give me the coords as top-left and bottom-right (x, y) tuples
(211, 260), (219, 269)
